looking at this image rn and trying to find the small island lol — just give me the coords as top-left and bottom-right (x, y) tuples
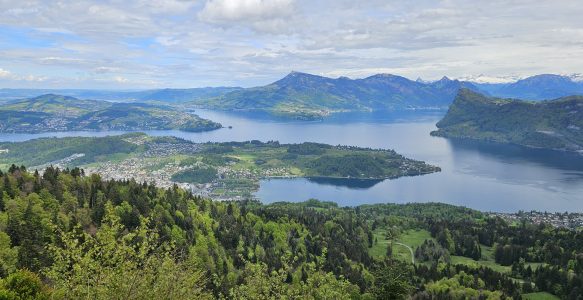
(0, 133), (440, 200)
(431, 89), (583, 152)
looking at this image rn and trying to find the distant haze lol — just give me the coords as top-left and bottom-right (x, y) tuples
(0, 0), (582, 88)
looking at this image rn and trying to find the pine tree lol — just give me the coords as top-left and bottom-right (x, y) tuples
(386, 243), (393, 257)
(3, 176), (14, 198)
(17, 201), (50, 272)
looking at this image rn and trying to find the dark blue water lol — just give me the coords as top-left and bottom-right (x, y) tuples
(1, 109), (582, 212)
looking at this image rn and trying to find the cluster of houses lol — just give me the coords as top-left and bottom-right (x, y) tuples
(490, 211), (583, 229)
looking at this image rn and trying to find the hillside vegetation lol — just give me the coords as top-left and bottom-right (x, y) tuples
(0, 134), (440, 186)
(431, 89), (583, 151)
(192, 72), (479, 119)
(0, 167), (581, 298)
(0, 94), (222, 133)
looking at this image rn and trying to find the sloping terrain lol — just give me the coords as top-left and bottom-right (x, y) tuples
(431, 89), (583, 151)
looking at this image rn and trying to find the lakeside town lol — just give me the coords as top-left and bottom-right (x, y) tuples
(489, 211), (583, 229)
(83, 157), (295, 201)
(49, 136), (294, 201)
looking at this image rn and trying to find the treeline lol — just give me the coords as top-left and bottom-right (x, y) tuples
(412, 264), (521, 299)
(287, 142), (331, 155)
(171, 166), (218, 184)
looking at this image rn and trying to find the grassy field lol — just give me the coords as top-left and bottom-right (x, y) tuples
(369, 228), (434, 263)
(394, 229), (433, 262)
(369, 228), (390, 258)
(451, 242), (511, 273)
(525, 262), (546, 270)
(451, 255), (511, 274)
(370, 228), (529, 276)
(522, 292), (560, 300)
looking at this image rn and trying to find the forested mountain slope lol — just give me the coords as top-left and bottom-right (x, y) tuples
(192, 72), (479, 119)
(0, 166), (581, 298)
(432, 89), (583, 151)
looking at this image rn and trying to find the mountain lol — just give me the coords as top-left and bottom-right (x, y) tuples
(472, 74), (583, 100)
(431, 89), (583, 151)
(2, 94), (109, 116)
(0, 89), (142, 102)
(0, 87), (242, 103)
(138, 87), (243, 103)
(191, 71), (481, 119)
(0, 94), (221, 133)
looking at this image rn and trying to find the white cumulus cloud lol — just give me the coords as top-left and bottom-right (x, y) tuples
(199, 0), (295, 24)
(114, 76), (129, 83)
(0, 68), (46, 81)
(0, 68), (12, 78)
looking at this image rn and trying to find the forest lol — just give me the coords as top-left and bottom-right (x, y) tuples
(0, 165), (581, 299)
(431, 89), (583, 152)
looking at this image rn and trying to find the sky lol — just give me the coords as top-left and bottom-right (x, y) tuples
(0, 0), (582, 89)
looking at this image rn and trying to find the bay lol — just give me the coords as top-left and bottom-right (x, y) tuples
(1, 109), (582, 212)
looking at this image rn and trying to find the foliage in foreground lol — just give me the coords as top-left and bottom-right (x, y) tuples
(45, 203), (211, 300)
(0, 165), (581, 299)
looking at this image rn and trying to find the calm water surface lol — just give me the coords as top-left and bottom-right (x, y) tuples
(1, 109), (582, 212)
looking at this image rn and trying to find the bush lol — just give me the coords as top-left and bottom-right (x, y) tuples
(0, 269), (50, 300)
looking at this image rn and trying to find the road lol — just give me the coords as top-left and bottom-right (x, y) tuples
(394, 242), (415, 264)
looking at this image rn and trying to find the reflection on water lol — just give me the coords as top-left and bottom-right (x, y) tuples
(305, 177), (384, 189)
(1, 109), (583, 212)
(447, 138), (583, 171)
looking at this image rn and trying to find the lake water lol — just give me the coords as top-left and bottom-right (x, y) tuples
(1, 109), (583, 212)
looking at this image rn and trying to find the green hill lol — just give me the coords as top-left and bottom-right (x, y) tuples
(0, 94), (221, 133)
(431, 89), (583, 151)
(73, 103), (222, 132)
(2, 94), (109, 116)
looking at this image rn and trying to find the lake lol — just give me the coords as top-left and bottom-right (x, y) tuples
(1, 109), (583, 212)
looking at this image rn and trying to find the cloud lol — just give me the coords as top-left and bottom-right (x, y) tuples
(200, 0), (294, 21)
(0, 68), (11, 78)
(0, 0), (583, 88)
(199, 0), (296, 31)
(22, 74), (47, 82)
(94, 66), (121, 74)
(114, 76), (129, 83)
(39, 57), (87, 65)
(0, 68), (46, 82)
(457, 74), (522, 84)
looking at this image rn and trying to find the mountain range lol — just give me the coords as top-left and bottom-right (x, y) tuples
(190, 72), (583, 119)
(2, 73), (583, 119)
(0, 87), (242, 103)
(189, 72), (480, 119)
(431, 89), (583, 152)
(473, 74), (583, 100)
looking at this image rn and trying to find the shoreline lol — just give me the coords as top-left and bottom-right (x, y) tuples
(430, 130), (583, 155)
